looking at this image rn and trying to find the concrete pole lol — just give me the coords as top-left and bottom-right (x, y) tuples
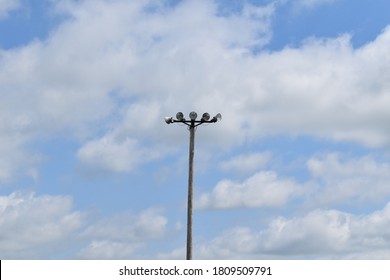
(186, 123), (195, 260)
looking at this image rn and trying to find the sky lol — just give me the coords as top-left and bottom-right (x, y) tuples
(1, 0), (390, 260)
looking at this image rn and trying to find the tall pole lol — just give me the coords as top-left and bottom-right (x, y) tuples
(165, 112), (221, 260)
(187, 122), (195, 260)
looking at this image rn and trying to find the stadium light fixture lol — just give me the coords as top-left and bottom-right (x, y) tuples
(164, 111), (221, 260)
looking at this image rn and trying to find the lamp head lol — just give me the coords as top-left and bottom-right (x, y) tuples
(201, 112), (210, 121)
(164, 116), (173, 124)
(189, 111), (198, 121)
(176, 112), (185, 121)
(212, 113), (222, 122)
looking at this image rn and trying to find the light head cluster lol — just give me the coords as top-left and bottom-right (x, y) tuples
(165, 112), (222, 125)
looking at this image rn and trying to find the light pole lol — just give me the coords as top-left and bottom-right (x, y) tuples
(165, 111), (222, 260)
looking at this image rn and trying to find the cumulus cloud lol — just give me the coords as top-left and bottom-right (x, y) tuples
(195, 202), (390, 259)
(243, 31), (390, 147)
(198, 171), (301, 209)
(219, 152), (271, 175)
(1, 0), (390, 177)
(200, 152), (390, 211)
(0, 191), (171, 259)
(2, 0), (390, 259)
(76, 101), (171, 173)
(307, 153), (390, 207)
(0, 192), (84, 259)
(77, 208), (168, 259)
(0, 0), (274, 177)
(77, 134), (153, 173)
(0, 135), (40, 183)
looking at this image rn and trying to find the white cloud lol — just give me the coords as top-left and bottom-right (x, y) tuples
(0, 136), (34, 182)
(76, 102), (169, 173)
(77, 208), (168, 259)
(157, 247), (186, 260)
(243, 31), (390, 147)
(0, 38), (115, 180)
(81, 208), (167, 241)
(0, 0), (274, 178)
(261, 209), (350, 255)
(77, 134), (148, 173)
(307, 153), (390, 207)
(76, 240), (142, 260)
(0, 0), (20, 19)
(220, 152), (271, 175)
(2, 0), (390, 260)
(195, 202), (390, 259)
(0, 192), (84, 259)
(198, 171), (301, 209)
(0, 191), (171, 259)
(2, 0), (390, 179)
(203, 152), (390, 210)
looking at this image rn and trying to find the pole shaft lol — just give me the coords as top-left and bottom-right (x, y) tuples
(186, 124), (195, 260)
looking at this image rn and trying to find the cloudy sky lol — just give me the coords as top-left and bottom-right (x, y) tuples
(1, 0), (390, 260)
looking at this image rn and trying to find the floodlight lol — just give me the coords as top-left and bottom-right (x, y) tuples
(201, 112), (210, 122)
(189, 111), (197, 120)
(212, 113), (222, 122)
(164, 116), (173, 124)
(176, 112), (185, 121)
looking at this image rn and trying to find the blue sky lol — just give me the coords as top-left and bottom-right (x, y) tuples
(1, 0), (390, 259)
